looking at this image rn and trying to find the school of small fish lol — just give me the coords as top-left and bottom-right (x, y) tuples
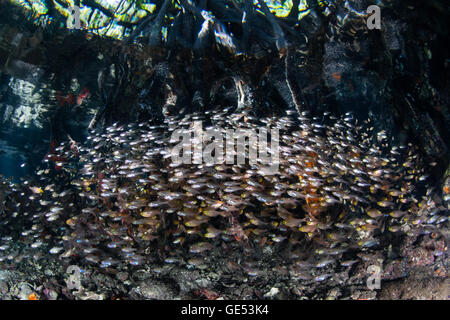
(0, 107), (448, 278)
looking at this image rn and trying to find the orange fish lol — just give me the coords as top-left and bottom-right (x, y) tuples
(28, 293), (37, 300)
(76, 86), (90, 105)
(332, 72), (341, 81)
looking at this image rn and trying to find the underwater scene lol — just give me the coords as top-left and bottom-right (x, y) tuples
(0, 0), (448, 301)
